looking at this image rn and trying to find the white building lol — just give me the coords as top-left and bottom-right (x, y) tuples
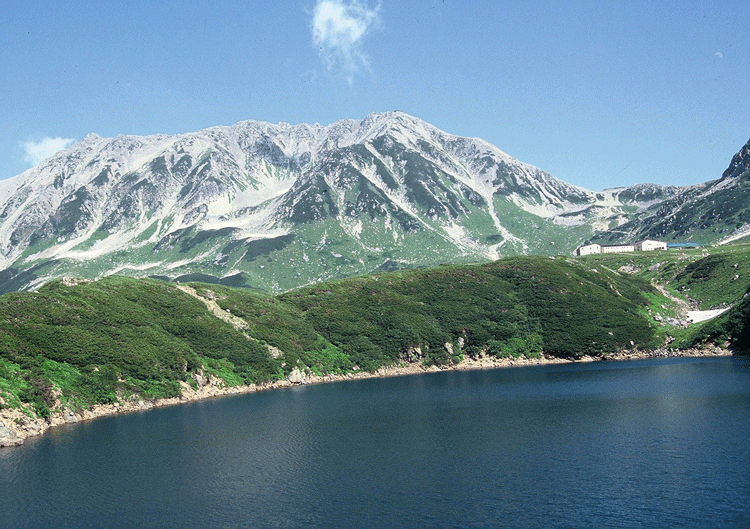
(601, 244), (635, 254)
(575, 243), (601, 256)
(574, 239), (666, 256)
(635, 240), (667, 251)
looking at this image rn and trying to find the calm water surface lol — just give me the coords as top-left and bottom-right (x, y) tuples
(2, 356), (749, 528)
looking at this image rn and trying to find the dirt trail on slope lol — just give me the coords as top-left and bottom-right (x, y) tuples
(653, 282), (694, 317)
(176, 284), (248, 331)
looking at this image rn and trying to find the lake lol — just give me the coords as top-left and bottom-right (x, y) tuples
(2, 356), (749, 528)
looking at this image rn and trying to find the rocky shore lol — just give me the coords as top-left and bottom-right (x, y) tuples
(0, 345), (734, 447)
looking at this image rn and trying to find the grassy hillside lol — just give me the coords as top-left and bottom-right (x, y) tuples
(3, 247), (749, 423)
(575, 242), (750, 351)
(577, 243), (750, 307)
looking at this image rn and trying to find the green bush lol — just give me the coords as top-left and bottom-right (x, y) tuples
(498, 333), (543, 358)
(18, 369), (54, 420)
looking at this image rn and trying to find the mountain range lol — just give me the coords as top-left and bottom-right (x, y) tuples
(0, 111), (748, 293)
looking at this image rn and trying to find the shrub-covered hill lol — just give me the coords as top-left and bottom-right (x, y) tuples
(279, 256), (660, 369)
(0, 277), (286, 419)
(1, 257), (662, 420)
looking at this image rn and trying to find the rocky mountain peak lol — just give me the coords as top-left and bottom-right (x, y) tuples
(0, 114), (747, 294)
(721, 138), (750, 180)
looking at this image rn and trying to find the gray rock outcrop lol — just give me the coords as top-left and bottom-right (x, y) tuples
(287, 368), (306, 385)
(0, 421), (24, 447)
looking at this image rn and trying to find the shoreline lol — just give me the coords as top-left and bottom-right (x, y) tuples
(0, 345), (734, 447)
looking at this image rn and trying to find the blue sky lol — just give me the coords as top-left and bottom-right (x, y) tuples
(1, 1), (748, 190)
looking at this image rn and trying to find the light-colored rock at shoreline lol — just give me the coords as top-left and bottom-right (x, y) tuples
(0, 420), (24, 447)
(0, 347), (734, 447)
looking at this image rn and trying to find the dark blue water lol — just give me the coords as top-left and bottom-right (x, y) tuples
(2, 356), (749, 528)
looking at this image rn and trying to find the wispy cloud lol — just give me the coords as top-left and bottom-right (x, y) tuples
(311, 0), (381, 83)
(21, 136), (76, 167)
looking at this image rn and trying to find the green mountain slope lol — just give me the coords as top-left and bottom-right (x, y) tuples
(577, 242), (750, 310)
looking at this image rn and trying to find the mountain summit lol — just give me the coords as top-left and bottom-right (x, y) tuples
(0, 112), (745, 293)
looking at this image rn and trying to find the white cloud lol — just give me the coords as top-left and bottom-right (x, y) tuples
(715, 52), (723, 59)
(311, 0), (381, 83)
(21, 136), (76, 167)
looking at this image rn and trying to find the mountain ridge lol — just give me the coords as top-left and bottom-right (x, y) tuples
(0, 112), (747, 293)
